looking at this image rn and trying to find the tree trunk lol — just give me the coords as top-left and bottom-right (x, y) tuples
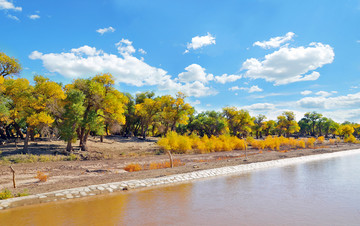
(13, 123), (24, 139)
(80, 132), (89, 151)
(30, 128), (35, 141)
(23, 128), (30, 153)
(167, 150), (174, 168)
(100, 135), (103, 142)
(66, 140), (72, 153)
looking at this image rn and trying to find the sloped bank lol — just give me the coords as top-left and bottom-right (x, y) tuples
(1, 148), (360, 210)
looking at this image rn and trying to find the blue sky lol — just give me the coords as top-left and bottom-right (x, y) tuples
(1, 0), (360, 122)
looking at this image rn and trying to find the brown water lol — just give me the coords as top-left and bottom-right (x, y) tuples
(1, 153), (360, 226)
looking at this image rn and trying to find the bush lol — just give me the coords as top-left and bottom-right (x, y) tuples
(35, 171), (48, 182)
(0, 189), (13, 200)
(124, 163), (142, 172)
(305, 138), (316, 148)
(317, 136), (325, 144)
(344, 135), (358, 143)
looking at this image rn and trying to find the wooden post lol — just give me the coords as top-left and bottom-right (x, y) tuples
(167, 150), (174, 168)
(10, 166), (16, 188)
(245, 143), (248, 161)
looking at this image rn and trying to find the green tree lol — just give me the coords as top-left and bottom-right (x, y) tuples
(303, 111), (323, 136)
(253, 114), (266, 139)
(189, 111), (227, 137)
(66, 73), (127, 151)
(58, 89), (85, 153)
(263, 120), (276, 136)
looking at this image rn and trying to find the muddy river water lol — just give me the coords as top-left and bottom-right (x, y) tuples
(1, 152), (360, 226)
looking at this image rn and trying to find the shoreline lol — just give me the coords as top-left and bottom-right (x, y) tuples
(1, 148), (360, 210)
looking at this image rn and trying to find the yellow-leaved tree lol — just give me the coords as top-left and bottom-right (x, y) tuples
(158, 92), (194, 135)
(276, 111), (300, 137)
(65, 73), (127, 151)
(0, 52), (22, 78)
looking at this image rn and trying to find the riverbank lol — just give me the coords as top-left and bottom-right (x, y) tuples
(1, 147), (360, 210)
(1, 139), (360, 209)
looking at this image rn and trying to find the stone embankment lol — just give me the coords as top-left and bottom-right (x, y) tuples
(1, 149), (359, 210)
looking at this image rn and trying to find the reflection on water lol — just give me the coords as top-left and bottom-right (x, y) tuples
(1, 153), (360, 226)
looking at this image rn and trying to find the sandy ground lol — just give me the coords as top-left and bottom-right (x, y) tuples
(1, 136), (360, 196)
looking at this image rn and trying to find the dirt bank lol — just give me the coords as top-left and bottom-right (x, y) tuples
(1, 136), (359, 196)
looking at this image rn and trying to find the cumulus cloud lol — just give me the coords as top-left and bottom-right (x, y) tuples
(242, 42), (334, 85)
(29, 14), (40, 20)
(29, 41), (217, 97)
(0, 0), (22, 11)
(178, 64), (213, 83)
(229, 85), (263, 93)
(301, 90), (312, 95)
(158, 79), (217, 97)
(184, 32), (216, 53)
(29, 43), (168, 87)
(249, 85), (263, 93)
(243, 103), (276, 111)
(116, 39), (136, 55)
(315, 91), (333, 97)
(96, 26), (115, 35)
(297, 92), (360, 109)
(253, 32), (295, 49)
(214, 74), (242, 84)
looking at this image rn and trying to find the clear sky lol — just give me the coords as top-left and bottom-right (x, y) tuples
(1, 0), (360, 122)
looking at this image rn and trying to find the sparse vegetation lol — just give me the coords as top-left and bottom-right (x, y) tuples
(0, 154), (79, 165)
(34, 171), (48, 182)
(0, 188), (29, 200)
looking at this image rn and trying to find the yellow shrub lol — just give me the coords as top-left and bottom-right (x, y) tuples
(124, 163), (142, 172)
(176, 135), (192, 153)
(35, 171), (48, 182)
(230, 137), (246, 150)
(317, 136), (325, 144)
(157, 137), (170, 150)
(344, 135), (357, 143)
(297, 139), (306, 149)
(305, 138), (316, 148)
(329, 139), (335, 145)
(246, 137), (254, 145)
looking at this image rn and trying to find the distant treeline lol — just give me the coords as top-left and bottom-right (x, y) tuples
(1, 52), (359, 153)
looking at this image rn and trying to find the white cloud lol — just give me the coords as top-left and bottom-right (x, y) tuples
(249, 85), (263, 93)
(7, 13), (19, 20)
(29, 43), (168, 87)
(115, 39), (136, 55)
(301, 90), (312, 95)
(96, 26), (115, 35)
(0, 0), (22, 11)
(242, 42), (334, 85)
(214, 74), (242, 84)
(158, 79), (217, 97)
(29, 41), (218, 98)
(138, 48), (147, 54)
(178, 64), (213, 83)
(191, 100), (201, 106)
(297, 92), (360, 109)
(184, 32), (216, 53)
(357, 40), (360, 43)
(243, 103), (276, 111)
(253, 32), (295, 49)
(315, 91), (332, 97)
(29, 14), (40, 20)
(229, 85), (262, 93)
